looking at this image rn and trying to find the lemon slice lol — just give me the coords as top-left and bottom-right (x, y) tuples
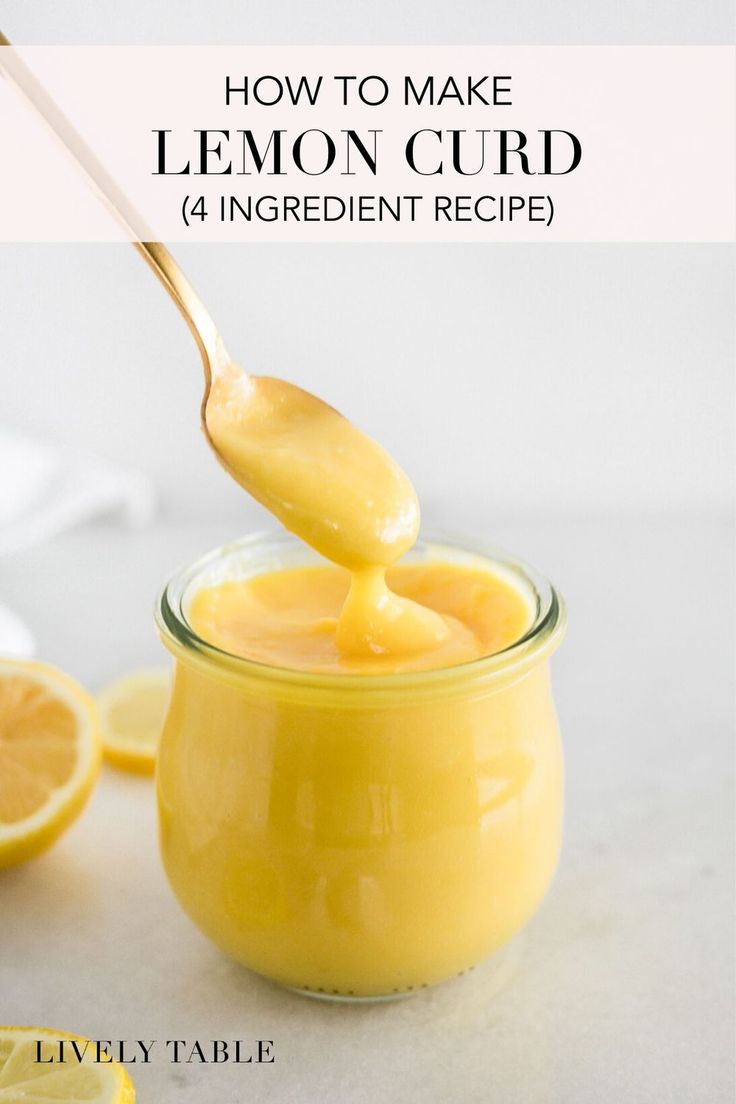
(0, 1026), (135, 1102)
(0, 659), (101, 868)
(97, 668), (171, 774)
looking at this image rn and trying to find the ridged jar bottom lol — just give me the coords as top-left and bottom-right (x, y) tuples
(284, 937), (523, 1004)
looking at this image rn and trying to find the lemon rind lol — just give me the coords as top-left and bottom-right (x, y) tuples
(0, 1025), (135, 1103)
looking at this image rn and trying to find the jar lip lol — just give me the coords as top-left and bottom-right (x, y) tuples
(155, 528), (566, 693)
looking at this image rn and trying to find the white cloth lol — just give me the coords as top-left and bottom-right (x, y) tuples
(0, 429), (156, 656)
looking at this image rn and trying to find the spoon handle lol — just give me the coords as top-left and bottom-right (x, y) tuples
(0, 32), (222, 381)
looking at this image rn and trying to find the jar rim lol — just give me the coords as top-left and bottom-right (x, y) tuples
(155, 529), (566, 695)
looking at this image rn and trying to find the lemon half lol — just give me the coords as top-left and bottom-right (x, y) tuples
(97, 668), (171, 774)
(0, 659), (101, 868)
(0, 1026), (135, 1102)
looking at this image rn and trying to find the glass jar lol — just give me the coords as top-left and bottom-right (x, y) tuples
(156, 531), (566, 1000)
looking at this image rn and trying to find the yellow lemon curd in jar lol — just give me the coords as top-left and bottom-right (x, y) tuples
(188, 560), (531, 674)
(156, 363), (564, 997)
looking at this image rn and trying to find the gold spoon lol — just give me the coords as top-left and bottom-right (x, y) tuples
(0, 30), (226, 439)
(0, 33), (424, 577)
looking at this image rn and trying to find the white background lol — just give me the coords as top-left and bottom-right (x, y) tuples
(1, 2), (733, 521)
(2, 0), (733, 44)
(0, 242), (732, 521)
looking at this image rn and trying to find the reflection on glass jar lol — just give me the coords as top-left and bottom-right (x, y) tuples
(156, 532), (566, 1000)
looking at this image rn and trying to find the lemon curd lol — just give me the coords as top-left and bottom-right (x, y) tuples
(156, 361), (565, 998)
(203, 364), (452, 660)
(157, 534), (565, 998)
(188, 561), (531, 674)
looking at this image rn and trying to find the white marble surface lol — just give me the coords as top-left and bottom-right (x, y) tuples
(1, 514), (733, 1103)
